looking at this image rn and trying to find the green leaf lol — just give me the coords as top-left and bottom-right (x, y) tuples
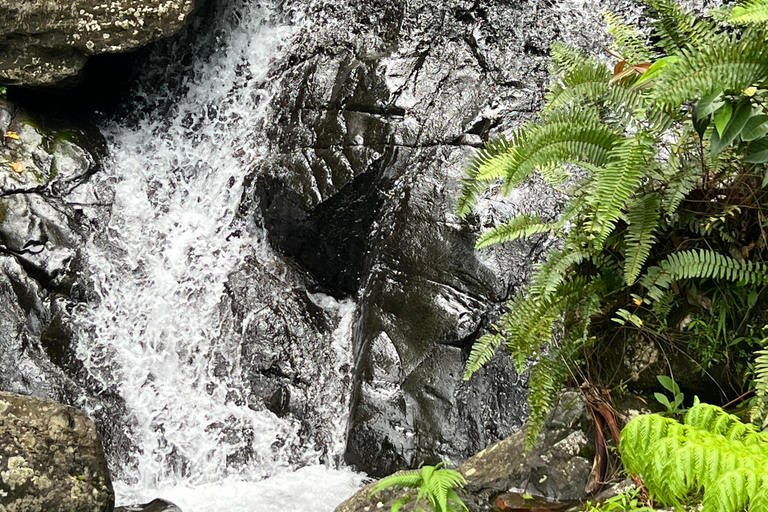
(655, 392), (672, 410)
(634, 55), (679, 87)
(741, 114), (768, 141)
(711, 101), (752, 156)
(745, 136), (768, 163)
(657, 375), (681, 395)
(713, 101), (733, 136)
(695, 91), (725, 120)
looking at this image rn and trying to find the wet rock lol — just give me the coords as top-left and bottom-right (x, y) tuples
(219, 253), (358, 465)
(116, 498), (182, 512)
(0, 98), (132, 475)
(0, 0), (205, 87)
(0, 391), (114, 512)
(253, 0), (643, 475)
(334, 391), (594, 512)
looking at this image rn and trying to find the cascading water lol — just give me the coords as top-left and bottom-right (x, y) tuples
(71, 0), (365, 509)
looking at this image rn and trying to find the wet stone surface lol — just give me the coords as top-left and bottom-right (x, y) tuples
(0, 98), (132, 477)
(251, 0), (643, 476)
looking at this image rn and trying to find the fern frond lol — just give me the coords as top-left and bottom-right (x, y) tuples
(644, 0), (719, 55)
(624, 193), (661, 285)
(653, 29), (768, 110)
(604, 11), (655, 64)
(621, 404), (768, 511)
(590, 133), (656, 247)
(750, 340), (768, 426)
(524, 350), (567, 451)
(456, 136), (514, 217)
(531, 241), (589, 295)
(641, 249), (768, 301)
(475, 213), (553, 248)
(659, 151), (701, 218)
(730, 0), (768, 25)
(498, 108), (619, 194)
(544, 62), (612, 113)
(371, 470), (424, 495)
(549, 42), (591, 75)
(456, 107), (619, 217)
(463, 333), (503, 380)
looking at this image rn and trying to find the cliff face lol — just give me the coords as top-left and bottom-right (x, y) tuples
(251, 0), (643, 476)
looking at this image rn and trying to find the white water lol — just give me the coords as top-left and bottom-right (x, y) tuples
(72, 1), (365, 509)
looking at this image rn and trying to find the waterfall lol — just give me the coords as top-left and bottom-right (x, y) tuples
(71, 0), (365, 509)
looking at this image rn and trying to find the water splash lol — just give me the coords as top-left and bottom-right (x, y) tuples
(72, 0), (364, 508)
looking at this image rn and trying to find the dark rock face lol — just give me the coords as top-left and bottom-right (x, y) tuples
(0, 99), (132, 475)
(253, 0), (636, 476)
(334, 391), (594, 512)
(0, 391), (114, 512)
(0, 0), (204, 87)
(218, 253), (359, 466)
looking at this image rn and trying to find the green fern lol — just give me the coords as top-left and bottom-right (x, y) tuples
(624, 193), (661, 285)
(370, 464), (468, 512)
(621, 402), (768, 512)
(460, 0), (768, 456)
(652, 29), (768, 109)
(750, 338), (768, 428)
(730, 0), (768, 25)
(641, 249), (768, 301)
(604, 11), (654, 64)
(544, 61), (612, 113)
(463, 333), (503, 380)
(644, 0), (719, 55)
(548, 42), (591, 75)
(475, 213), (553, 249)
(590, 133), (656, 247)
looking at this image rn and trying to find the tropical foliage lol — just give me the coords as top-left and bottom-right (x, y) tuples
(459, 0), (768, 450)
(621, 401), (768, 512)
(369, 464), (469, 512)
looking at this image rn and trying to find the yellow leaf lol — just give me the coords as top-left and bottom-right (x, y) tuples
(745, 86), (758, 97)
(11, 161), (25, 173)
(4, 131), (19, 140)
(633, 298), (643, 306)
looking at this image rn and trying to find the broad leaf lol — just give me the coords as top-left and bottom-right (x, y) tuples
(711, 100), (752, 156)
(713, 101), (733, 136)
(741, 114), (768, 141)
(695, 91), (725, 120)
(745, 136), (768, 163)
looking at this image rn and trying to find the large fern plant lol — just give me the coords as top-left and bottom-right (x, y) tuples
(459, 0), (768, 450)
(621, 401), (768, 512)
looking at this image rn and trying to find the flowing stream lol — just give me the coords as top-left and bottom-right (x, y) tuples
(72, 0), (366, 509)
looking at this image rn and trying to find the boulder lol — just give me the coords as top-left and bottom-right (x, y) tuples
(252, 0), (639, 475)
(0, 391), (114, 512)
(0, 0), (204, 87)
(334, 391), (594, 512)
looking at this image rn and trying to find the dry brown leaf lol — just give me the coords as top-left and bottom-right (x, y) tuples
(632, 63), (652, 74)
